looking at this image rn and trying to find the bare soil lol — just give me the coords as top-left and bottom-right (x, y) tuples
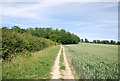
(51, 46), (74, 79)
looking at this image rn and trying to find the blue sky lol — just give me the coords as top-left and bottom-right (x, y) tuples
(0, 1), (118, 41)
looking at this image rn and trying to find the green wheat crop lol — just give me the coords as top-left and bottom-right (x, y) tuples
(64, 43), (118, 79)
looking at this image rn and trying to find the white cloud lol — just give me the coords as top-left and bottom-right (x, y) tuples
(2, 21), (32, 28)
(0, 0), (119, 2)
(1, 0), (73, 21)
(1, 1), (118, 41)
(76, 33), (118, 42)
(1, 1), (117, 21)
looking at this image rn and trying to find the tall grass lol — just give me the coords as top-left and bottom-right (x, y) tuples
(0, 60), (2, 80)
(64, 43), (118, 79)
(2, 46), (60, 79)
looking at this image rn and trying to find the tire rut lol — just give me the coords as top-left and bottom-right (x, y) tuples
(51, 46), (74, 79)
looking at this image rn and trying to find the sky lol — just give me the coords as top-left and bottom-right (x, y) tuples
(0, 0), (118, 41)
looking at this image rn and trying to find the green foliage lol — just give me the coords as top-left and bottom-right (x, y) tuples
(93, 40), (97, 43)
(91, 39), (119, 45)
(85, 38), (89, 43)
(0, 60), (2, 80)
(60, 49), (65, 70)
(117, 41), (120, 45)
(96, 40), (101, 43)
(11, 26), (27, 33)
(2, 26), (80, 60)
(101, 40), (109, 44)
(64, 43), (118, 79)
(60, 64), (65, 70)
(2, 46), (60, 79)
(80, 39), (84, 42)
(27, 28), (80, 44)
(2, 27), (56, 60)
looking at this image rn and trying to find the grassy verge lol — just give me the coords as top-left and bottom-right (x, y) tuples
(60, 48), (65, 70)
(0, 60), (2, 80)
(2, 46), (60, 79)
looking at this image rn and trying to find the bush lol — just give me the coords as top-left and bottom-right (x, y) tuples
(2, 28), (56, 60)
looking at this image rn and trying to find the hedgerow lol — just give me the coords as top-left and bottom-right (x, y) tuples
(2, 27), (56, 60)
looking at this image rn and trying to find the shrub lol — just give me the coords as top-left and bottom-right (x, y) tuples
(2, 28), (56, 60)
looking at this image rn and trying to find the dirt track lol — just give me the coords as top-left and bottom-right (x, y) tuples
(51, 46), (74, 79)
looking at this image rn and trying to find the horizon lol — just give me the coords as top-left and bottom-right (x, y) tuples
(1, 26), (118, 42)
(0, 1), (118, 41)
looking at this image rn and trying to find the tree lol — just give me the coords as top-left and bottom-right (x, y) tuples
(12, 26), (20, 30)
(85, 38), (89, 43)
(81, 39), (84, 42)
(93, 40), (96, 43)
(110, 40), (116, 44)
(101, 40), (109, 44)
(49, 34), (61, 42)
(117, 41), (120, 45)
(97, 40), (101, 43)
(11, 26), (80, 44)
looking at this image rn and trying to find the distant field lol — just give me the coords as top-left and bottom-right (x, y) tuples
(64, 43), (118, 79)
(2, 46), (60, 79)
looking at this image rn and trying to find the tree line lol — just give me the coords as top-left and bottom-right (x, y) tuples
(26, 27), (80, 44)
(80, 38), (120, 45)
(1, 26), (80, 60)
(8, 26), (80, 44)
